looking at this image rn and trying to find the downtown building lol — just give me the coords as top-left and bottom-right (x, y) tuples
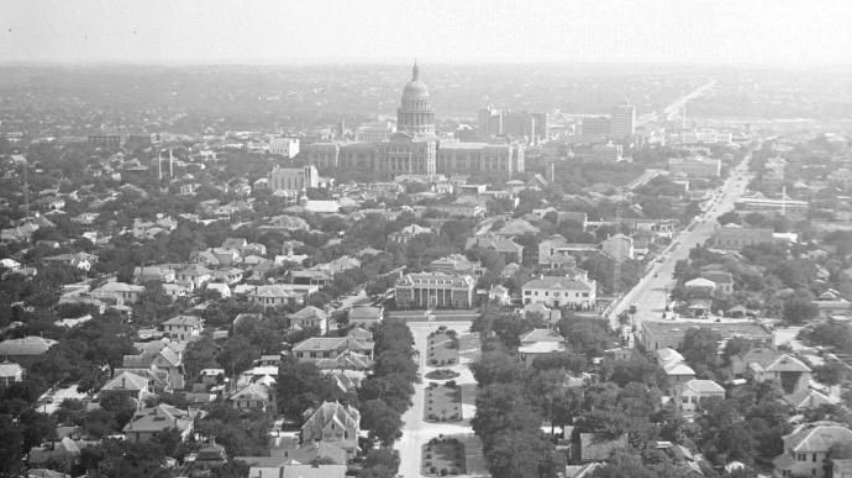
(300, 63), (524, 179)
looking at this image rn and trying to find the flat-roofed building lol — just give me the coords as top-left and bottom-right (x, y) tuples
(436, 142), (524, 177)
(640, 321), (772, 351)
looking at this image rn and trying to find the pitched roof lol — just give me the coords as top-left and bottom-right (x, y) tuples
(101, 371), (150, 392)
(783, 389), (839, 409)
(523, 276), (594, 292)
(290, 306), (328, 321)
(0, 361), (24, 377)
(123, 404), (195, 433)
(229, 382), (271, 402)
(785, 421), (852, 453)
(0, 337), (58, 356)
(683, 379), (725, 395)
(519, 328), (565, 344)
(162, 315), (203, 327)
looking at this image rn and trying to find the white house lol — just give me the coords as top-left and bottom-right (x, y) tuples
(522, 276), (597, 310)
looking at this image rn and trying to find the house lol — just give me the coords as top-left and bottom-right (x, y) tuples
(684, 278), (717, 297)
(248, 284), (318, 308)
(228, 381), (275, 412)
(292, 334), (374, 363)
(773, 421), (852, 478)
(42, 252), (98, 271)
(389, 224), (432, 244)
(122, 404), (197, 443)
(465, 234), (524, 263)
(120, 345), (185, 391)
(175, 264), (212, 289)
(701, 271), (734, 295)
(133, 266), (176, 284)
(348, 306), (383, 328)
(99, 371), (154, 403)
(732, 348), (812, 394)
(206, 282), (232, 299)
(675, 379), (725, 414)
(162, 315), (204, 342)
(522, 276), (597, 310)
(488, 285), (512, 306)
(0, 361), (24, 387)
(290, 269), (333, 286)
(289, 306), (329, 334)
(518, 329), (567, 366)
(89, 281), (145, 305)
(601, 234), (634, 261)
(428, 254), (486, 277)
(0, 337), (58, 367)
(249, 464), (347, 478)
(656, 348), (697, 393)
(301, 401), (361, 458)
(538, 235), (601, 267)
(162, 283), (192, 300)
(783, 389), (839, 411)
(579, 433), (628, 462)
(27, 437), (84, 471)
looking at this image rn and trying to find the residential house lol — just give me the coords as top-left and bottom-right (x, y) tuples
(389, 224), (432, 244)
(123, 404), (197, 443)
(347, 306), (383, 328)
(675, 379), (726, 414)
(301, 401), (361, 458)
(89, 281), (145, 306)
(783, 389), (839, 411)
(0, 337), (58, 367)
(175, 264), (212, 289)
(465, 234), (524, 263)
(248, 463), (347, 478)
(162, 315), (204, 342)
(518, 328), (567, 366)
(120, 345), (185, 391)
(732, 348), (812, 395)
(773, 421), (852, 478)
(488, 285), (512, 306)
(133, 266), (176, 284)
(290, 269), (334, 287)
(228, 381), (276, 412)
(684, 278), (717, 297)
(601, 234), (634, 261)
(248, 284), (318, 308)
(655, 348), (697, 393)
(42, 252), (98, 271)
(0, 361), (24, 387)
(701, 271), (734, 295)
(289, 306), (329, 334)
(292, 333), (374, 363)
(99, 371), (154, 403)
(428, 254), (486, 277)
(522, 275), (597, 310)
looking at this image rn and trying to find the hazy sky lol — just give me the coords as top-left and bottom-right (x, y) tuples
(3, 0), (851, 66)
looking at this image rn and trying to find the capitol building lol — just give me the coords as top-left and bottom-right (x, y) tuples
(303, 63), (524, 179)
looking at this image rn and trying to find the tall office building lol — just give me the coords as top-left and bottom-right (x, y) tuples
(611, 101), (636, 137)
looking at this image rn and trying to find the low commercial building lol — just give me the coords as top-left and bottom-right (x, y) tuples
(640, 321), (772, 351)
(712, 225), (774, 251)
(394, 272), (476, 309)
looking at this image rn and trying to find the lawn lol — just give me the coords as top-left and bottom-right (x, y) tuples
(424, 368), (460, 380)
(427, 328), (459, 367)
(424, 382), (462, 423)
(422, 436), (466, 476)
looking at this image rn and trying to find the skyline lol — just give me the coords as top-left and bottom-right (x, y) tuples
(3, 0), (852, 67)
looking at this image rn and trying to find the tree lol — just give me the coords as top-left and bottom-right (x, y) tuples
(782, 298), (818, 324)
(813, 361), (850, 386)
(717, 211), (741, 226)
(485, 430), (559, 478)
(681, 328), (723, 372)
(360, 399), (403, 446)
(0, 415), (24, 476)
(276, 357), (341, 422)
(470, 350), (527, 387)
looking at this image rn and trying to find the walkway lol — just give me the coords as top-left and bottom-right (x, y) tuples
(395, 321), (488, 478)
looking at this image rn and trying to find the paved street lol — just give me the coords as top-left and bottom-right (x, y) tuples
(395, 321), (488, 478)
(608, 150), (755, 334)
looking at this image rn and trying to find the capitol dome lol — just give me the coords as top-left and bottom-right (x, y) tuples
(402, 63), (430, 102)
(397, 61), (435, 135)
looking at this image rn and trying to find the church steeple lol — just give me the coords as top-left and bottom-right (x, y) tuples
(412, 60), (419, 81)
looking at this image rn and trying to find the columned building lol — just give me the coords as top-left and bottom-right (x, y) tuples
(397, 62), (435, 135)
(395, 272), (476, 309)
